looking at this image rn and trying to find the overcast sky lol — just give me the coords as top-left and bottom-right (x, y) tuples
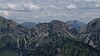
(0, 0), (100, 23)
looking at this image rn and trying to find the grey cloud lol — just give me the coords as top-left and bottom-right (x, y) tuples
(0, 0), (100, 23)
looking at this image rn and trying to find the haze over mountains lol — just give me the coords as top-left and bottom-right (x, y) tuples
(66, 20), (85, 30)
(0, 16), (100, 56)
(21, 22), (37, 29)
(21, 20), (85, 30)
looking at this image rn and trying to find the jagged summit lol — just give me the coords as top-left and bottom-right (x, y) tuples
(0, 16), (7, 24)
(34, 20), (77, 35)
(0, 16), (17, 27)
(73, 20), (79, 22)
(51, 20), (64, 24)
(0, 16), (6, 20)
(79, 18), (100, 49)
(91, 18), (100, 21)
(86, 18), (100, 33)
(0, 16), (30, 56)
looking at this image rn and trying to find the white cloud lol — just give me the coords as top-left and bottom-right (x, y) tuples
(3, 11), (10, 16)
(95, 4), (100, 7)
(30, 4), (40, 10)
(23, 3), (41, 10)
(67, 4), (77, 9)
(0, 11), (10, 17)
(86, 0), (93, 2)
(8, 4), (17, 9)
(0, 0), (100, 23)
(0, 3), (26, 11)
(85, 0), (100, 3)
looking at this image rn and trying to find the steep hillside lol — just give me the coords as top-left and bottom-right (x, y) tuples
(0, 16), (100, 56)
(79, 18), (100, 50)
(0, 16), (30, 56)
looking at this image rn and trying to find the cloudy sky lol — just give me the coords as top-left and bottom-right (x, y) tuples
(0, 0), (100, 23)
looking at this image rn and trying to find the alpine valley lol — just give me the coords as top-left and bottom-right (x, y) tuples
(0, 16), (100, 56)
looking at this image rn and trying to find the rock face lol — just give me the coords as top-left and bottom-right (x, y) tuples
(0, 16), (100, 56)
(80, 18), (100, 49)
(0, 16), (30, 56)
(29, 20), (76, 56)
(86, 18), (100, 33)
(29, 20), (99, 56)
(34, 20), (77, 36)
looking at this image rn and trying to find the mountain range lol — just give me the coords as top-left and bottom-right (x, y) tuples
(0, 16), (100, 56)
(21, 20), (85, 30)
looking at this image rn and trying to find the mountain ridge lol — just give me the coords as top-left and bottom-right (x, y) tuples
(79, 18), (100, 49)
(0, 16), (100, 56)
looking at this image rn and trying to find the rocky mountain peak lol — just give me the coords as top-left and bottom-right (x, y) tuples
(80, 18), (100, 49)
(86, 18), (100, 33)
(34, 20), (73, 34)
(0, 16), (6, 21)
(0, 16), (17, 27)
(0, 17), (100, 56)
(73, 20), (79, 22)
(51, 20), (64, 24)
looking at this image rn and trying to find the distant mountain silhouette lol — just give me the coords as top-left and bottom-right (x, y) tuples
(21, 22), (37, 29)
(66, 20), (85, 30)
